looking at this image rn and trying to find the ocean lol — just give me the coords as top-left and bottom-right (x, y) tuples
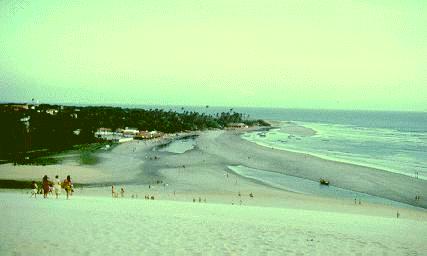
(236, 108), (427, 181)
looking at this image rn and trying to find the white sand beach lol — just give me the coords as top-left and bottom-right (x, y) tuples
(1, 128), (426, 255)
(0, 191), (426, 256)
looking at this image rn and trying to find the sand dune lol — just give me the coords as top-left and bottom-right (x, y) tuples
(0, 192), (425, 256)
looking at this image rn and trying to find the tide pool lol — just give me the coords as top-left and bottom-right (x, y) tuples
(156, 136), (196, 154)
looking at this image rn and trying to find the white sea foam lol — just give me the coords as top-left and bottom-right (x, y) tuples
(242, 121), (427, 180)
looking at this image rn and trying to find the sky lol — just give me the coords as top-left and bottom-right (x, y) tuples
(0, 0), (426, 111)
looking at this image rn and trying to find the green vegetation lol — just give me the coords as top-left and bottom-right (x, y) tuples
(0, 179), (33, 189)
(0, 104), (269, 164)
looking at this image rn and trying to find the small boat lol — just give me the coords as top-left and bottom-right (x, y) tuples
(320, 178), (329, 186)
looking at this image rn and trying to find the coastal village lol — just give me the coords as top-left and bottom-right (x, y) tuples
(7, 103), (172, 143)
(94, 123), (249, 143)
(1, 102), (253, 164)
(94, 127), (164, 143)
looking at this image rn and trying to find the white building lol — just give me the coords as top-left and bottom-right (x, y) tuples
(123, 127), (139, 138)
(94, 128), (118, 140)
(46, 109), (58, 115)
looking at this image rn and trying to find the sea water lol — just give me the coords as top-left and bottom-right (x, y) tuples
(239, 109), (427, 180)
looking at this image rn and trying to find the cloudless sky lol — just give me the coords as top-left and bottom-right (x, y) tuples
(1, 0), (426, 111)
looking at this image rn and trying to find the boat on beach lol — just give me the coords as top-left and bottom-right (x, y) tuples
(320, 178), (329, 186)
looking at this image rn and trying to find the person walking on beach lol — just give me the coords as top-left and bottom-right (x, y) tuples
(62, 175), (73, 200)
(42, 175), (50, 198)
(30, 181), (38, 198)
(53, 175), (61, 199)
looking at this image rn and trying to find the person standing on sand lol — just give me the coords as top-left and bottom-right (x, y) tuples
(62, 175), (73, 200)
(53, 175), (61, 199)
(42, 175), (50, 198)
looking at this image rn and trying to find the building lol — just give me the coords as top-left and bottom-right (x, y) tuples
(95, 128), (115, 140)
(46, 109), (58, 115)
(95, 128), (113, 135)
(135, 130), (163, 140)
(123, 127), (139, 138)
(228, 123), (249, 129)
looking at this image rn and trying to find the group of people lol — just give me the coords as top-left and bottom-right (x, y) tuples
(354, 198), (362, 205)
(31, 175), (73, 200)
(193, 197), (206, 203)
(111, 185), (125, 198)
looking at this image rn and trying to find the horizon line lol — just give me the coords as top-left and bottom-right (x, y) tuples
(0, 100), (426, 113)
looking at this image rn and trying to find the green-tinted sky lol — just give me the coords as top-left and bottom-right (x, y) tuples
(1, 0), (426, 111)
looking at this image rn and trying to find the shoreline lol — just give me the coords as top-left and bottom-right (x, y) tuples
(216, 129), (427, 208)
(246, 139), (426, 181)
(245, 123), (426, 181)
(0, 127), (426, 210)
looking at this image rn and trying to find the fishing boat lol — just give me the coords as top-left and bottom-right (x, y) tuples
(320, 178), (329, 186)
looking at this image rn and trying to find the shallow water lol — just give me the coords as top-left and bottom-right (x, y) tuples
(156, 137), (196, 154)
(229, 165), (419, 209)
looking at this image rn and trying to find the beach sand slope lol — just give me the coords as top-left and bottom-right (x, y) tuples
(0, 192), (425, 256)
